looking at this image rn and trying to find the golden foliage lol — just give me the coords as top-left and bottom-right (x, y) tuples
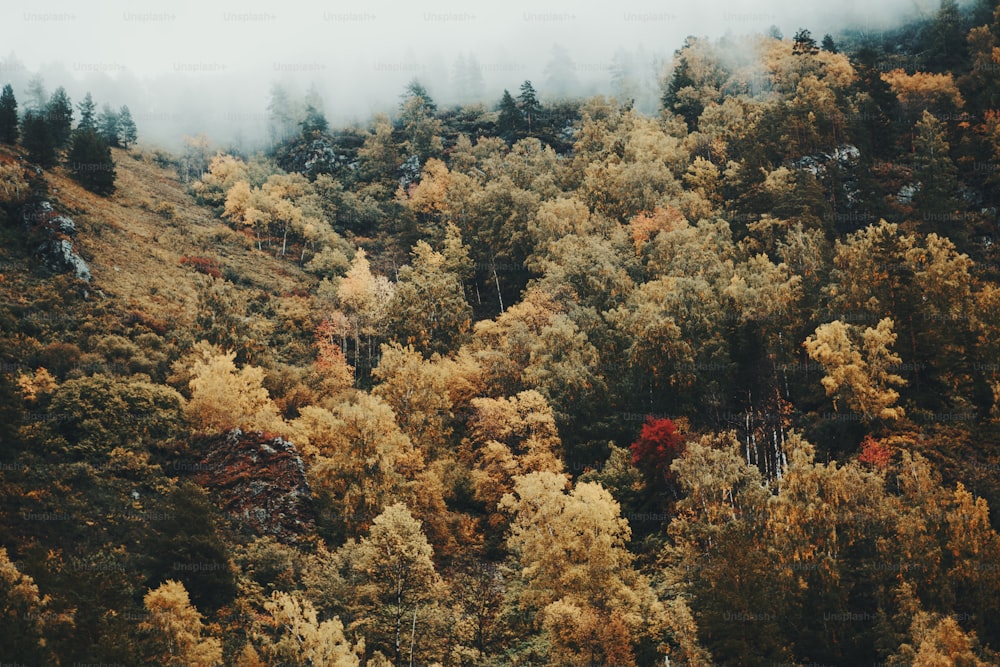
(15, 367), (58, 403)
(804, 318), (907, 422)
(184, 348), (283, 434)
(141, 580), (222, 667)
(258, 591), (363, 666)
(881, 69), (965, 114)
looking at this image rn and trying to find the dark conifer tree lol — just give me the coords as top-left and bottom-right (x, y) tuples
(792, 29), (820, 55)
(76, 92), (97, 132)
(67, 128), (116, 195)
(98, 103), (121, 147)
(0, 84), (17, 144)
(518, 80), (541, 134)
(497, 89), (519, 140)
(118, 105), (137, 148)
(21, 110), (57, 167)
(46, 87), (73, 149)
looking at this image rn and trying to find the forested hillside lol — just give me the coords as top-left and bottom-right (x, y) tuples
(3, 2), (1000, 665)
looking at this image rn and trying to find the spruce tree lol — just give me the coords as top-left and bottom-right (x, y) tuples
(497, 89), (519, 140)
(912, 110), (958, 219)
(0, 84), (17, 144)
(792, 29), (820, 56)
(46, 87), (73, 149)
(24, 75), (46, 113)
(518, 80), (541, 134)
(401, 79), (436, 114)
(98, 103), (121, 147)
(663, 38), (704, 129)
(21, 110), (56, 167)
(118, 105), (137, 148)
(76, 92), (97, 132)
(67, 129), (116, 195)
(299, 104), (328, 135)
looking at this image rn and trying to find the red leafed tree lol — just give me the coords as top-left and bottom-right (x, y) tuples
(630, 417), (685, 488)
(858, 435), (891, 470)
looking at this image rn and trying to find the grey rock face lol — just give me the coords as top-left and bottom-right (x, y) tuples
(24, 201), (91, 283)
(37, 238), (92, 282)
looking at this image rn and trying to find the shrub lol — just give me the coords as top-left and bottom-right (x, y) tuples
(179, 255), (222, 279)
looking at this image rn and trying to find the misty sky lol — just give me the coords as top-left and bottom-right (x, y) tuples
(1, 0), (946, 148)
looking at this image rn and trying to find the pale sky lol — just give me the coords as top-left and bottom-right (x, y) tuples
(0, 0), (945, 147)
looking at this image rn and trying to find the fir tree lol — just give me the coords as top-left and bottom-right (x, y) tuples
(497, 89), (519, 140)
(300, 104), (328, 135)
(912, 110), (958, 219)
(925, 0), (965, 71)
(98, 103), (121, 147)
(663, 38), (704, 129)
(518, 80), (541, 134)
(792, 28), (820, 56)
(45, 87), (73, 149)
(401, 78), (437, 114)
(76, 92), (97, 132)
(0, 84), (17, 144)
(67, 128), (116, 195)
(21, 110), (56, 167)
(118, 105), (137, 148)
(24, 75), (46, 112)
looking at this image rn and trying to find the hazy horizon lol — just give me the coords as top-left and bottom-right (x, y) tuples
(0, 0), (952, 150)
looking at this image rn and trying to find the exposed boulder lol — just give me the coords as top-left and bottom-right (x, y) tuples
(789, 144), (860, 176)
(51, 216), (76, 236)
(192, 428), (315, 544)
(23, 201), (91, 283)
(274, 134), (352, 178)
(37, 238), (91, 282)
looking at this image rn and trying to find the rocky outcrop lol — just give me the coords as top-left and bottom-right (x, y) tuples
(275, 134), (352, 179)
(789, 144), (860, 176)
(37, 238), (92, 282)
(789, 144), (862, 208)
(192, 429), (315, 544)
(23, 201), (91, 283)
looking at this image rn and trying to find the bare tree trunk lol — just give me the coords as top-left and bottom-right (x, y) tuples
(491, 258), (504, 313)
(395, 582), (403, 667)
(410, 606), (418, 667)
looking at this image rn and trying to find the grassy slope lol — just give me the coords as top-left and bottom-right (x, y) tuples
(4, 145), (312, 331)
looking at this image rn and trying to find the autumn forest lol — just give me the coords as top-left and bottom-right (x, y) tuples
(3, 1), (1000, 665)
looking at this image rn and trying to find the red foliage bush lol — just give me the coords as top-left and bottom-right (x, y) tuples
(180, 255), (223, 279)
(630, 417), (686, 486)
(858, 435), (892, 470)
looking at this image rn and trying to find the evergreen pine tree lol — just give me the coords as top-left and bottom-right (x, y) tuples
(76, 92), (97, 132)
(401, 78), (437, 114)
(0, 84), (17, 144)
(497, 89), (519, 140)
(21, 110), (56, 167)
(98, 103), (120, 147)
(925, 0), (966, 71)
(300, 104), (328, 135)
(663, 38), (704, 129)
(24, 75), (46, 112)
(518, 80), (541, 134)
(821, 34), (838, 53)
(45, 87), (73, 149)
(118, 105), (137, 148)
(67, 128), (116, 195)
(792, 29), (820, 55)
(912, 110), (958, 219)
